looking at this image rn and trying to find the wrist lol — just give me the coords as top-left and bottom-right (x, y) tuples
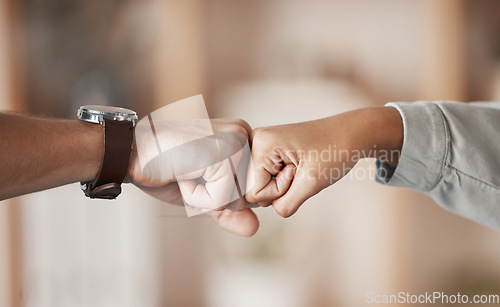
(355, 107), (403, 165)
(77, 120), (104, 182)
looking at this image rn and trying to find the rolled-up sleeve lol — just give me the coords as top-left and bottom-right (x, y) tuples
(375, 101), (500, 229)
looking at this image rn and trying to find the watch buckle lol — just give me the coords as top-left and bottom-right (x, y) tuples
(83, 182), (122, 200)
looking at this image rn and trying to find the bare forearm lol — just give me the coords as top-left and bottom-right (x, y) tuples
(313, 106), (403, 165)
(0, 112), (103, 200)
(245, 106), (404, 218)
(355, 106), (403, 165)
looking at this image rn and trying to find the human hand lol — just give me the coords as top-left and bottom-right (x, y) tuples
(245, 107), (403, 218)
(129, 118), (259, 237)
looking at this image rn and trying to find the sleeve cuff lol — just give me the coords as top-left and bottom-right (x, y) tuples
(375, 101), (449, 192)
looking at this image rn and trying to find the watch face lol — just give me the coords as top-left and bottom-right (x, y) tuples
(78, 105), (138, 125)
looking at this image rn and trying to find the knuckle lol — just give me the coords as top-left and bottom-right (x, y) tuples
(258, 201), (272, 207)
(223, 120), (250, 138)
(244, 191), (259, 203)
(235, 118), (251, 130)
(273, 203), (294, 218)
(233, 125), (248, 137)
(249, 127), (262, 138)
(250, 127), (268, 145)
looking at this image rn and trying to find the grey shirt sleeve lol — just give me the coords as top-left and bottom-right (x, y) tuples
(375, 101), (500, 229)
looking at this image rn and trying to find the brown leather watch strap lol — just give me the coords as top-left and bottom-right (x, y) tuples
(82, 119), (134, 199)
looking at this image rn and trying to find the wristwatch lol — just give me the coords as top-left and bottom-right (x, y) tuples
(77, 105), (138, 199)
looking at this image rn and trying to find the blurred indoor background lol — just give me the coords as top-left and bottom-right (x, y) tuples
(1, 0), (500, 306)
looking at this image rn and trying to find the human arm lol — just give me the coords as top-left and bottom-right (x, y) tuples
(0, 112), (259, 236)
(129, 118), (260, 236)
(0, 112), (103, 200)
(247, 101), (500, 231)
(245, 106), (403, 217)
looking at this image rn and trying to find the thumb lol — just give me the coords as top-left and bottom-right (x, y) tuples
(208, 208), (260, 237)
(271, 165), (320, 218)
(245, 164), (296, 203)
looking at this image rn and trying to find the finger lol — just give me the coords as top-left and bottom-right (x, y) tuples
(271, 167), (318, 218)
(129, 159), (176, 188)
(177, 177), (234, 211)
(258, 200), (272, 207)
(237, 119), (252, 137)
(178, 179), (224, 210)
(208, 208), (259, 237)
(225, 196), (249, 211)
(246, 164), (296, 203)
(226, 119), (252, 137)
(214, 118), (252, 136)
(177, 160), (235, 210)
(246, 202), (259, 208)
(212, 119), (252, 139)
